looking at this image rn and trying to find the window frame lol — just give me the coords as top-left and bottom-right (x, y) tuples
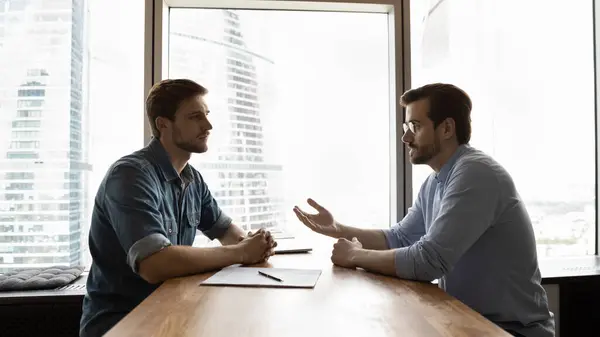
(147, 0), (411, 227)
(594, 0), (600, 255)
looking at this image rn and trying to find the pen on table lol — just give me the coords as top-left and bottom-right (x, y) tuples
(258, 270), (283, 282)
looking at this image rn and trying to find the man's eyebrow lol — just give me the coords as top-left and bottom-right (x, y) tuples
(188, 109), (207, 115)
(407, 119), (422, 124)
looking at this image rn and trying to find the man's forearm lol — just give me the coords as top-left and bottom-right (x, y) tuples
(219, 223), (246, 246)
(334, 223), (389, 250)
(138, 245), (241, 284)
(352, 249), (397, 277)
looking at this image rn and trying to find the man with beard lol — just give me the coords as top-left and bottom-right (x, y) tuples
(80, 79), (277, 337)
(293, 83), (554, 337)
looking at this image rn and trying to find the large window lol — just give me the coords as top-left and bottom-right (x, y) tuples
(0, 0), (144, 272)
(167, 8), (392, 243)
(410, 0), (596, 258)
(3, 0), (595, 274)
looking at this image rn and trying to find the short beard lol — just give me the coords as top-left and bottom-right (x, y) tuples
(173, 126), (208, 154)
(410, 137), (441, 164)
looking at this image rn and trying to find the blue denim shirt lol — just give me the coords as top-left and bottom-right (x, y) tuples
(79, 138), (231, 337)
(383, 145), (554, 337)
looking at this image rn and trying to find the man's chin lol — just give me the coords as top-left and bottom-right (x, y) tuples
(176, 142), (208, 154)
(190, 145), (208, 154)
(409, 153), (430, 165)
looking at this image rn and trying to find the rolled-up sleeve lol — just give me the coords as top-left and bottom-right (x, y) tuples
(393, 163), (500, 281)
(103, 164), (171, 273)
(382, 196), (426, 249)
(198, 179), (232, 240)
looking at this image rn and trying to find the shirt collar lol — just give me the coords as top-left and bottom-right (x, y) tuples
(435, 144), (470, 184)
(147, 137), (194, 183)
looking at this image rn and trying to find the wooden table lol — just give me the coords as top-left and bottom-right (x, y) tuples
(106, 241), (510, 337)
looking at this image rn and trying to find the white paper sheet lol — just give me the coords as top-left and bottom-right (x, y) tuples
(200, 267), (322, 288)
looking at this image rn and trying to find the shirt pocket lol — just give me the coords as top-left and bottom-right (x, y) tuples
(163, 216), (178, 243)
(187, 211), (201, 229)
(182, 211), (201, 245)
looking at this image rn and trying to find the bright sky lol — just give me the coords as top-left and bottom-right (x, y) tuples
(410, 0), (595, 204)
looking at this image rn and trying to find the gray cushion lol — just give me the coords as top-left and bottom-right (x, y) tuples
(0, 265), (85, 291)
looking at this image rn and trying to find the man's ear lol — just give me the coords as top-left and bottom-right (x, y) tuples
(155, 116), (168, 134)
(442, 118), (456, 140)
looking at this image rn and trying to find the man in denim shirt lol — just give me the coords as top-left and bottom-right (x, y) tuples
(294, 84), (554, 337)
(80, 79), (277, 337)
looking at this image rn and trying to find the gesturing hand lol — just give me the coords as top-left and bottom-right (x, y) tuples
(293, 198), (339, 237)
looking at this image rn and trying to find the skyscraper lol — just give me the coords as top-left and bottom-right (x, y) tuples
(169, 9), (286, 240)
(0, 0), (89, 272)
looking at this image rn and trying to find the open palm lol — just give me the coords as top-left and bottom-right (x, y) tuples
(293, 198), (339, 236)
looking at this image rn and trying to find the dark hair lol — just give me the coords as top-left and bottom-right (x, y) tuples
(145, 79), (208, 137)
(400, 83), (472, 145)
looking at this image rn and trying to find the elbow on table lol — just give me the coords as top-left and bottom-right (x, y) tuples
(404, 243), (452, 282)
(136, 250), (170, 285)
(412, 269), (443, 283)
(138, 267), (163, 285)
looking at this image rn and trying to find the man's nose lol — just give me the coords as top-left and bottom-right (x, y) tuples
(401, 130), (413, 144)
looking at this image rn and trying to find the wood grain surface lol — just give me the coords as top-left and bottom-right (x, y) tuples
(106, 237), (510, 337)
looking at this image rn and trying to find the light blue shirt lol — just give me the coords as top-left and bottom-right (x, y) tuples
(383, 145), (554, 337)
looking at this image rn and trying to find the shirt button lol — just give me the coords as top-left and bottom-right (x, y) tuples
(168, 228), (172, 234)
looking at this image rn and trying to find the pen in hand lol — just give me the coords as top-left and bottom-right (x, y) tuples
(258, 270), (283, 282)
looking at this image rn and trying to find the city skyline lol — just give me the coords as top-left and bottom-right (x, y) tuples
(0, 0), (88, 272)
(169, 9), (287, 242)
